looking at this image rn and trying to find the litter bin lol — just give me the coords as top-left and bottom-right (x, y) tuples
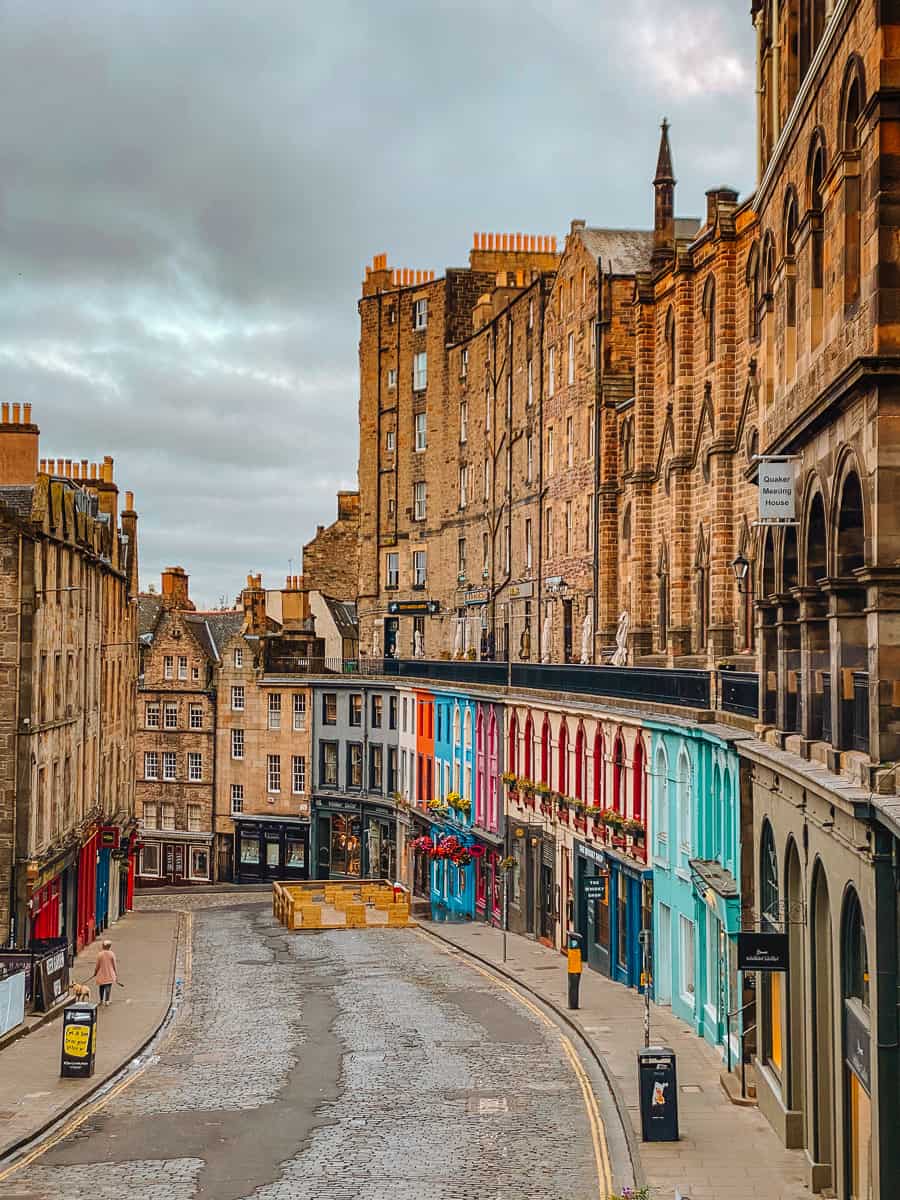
(61, 1002), (98, 1079)
(637, 1045), (679, 1141)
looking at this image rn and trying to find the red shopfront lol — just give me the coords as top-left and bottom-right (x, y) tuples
(76, 828), (99, 951)
(31, 876), (62, 940)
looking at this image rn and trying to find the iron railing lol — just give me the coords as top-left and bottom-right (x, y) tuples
(379, 657), (510, 687)
(510, 663), (710, 708)
(718, 671), (759, 718)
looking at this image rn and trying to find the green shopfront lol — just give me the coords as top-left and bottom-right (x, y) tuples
(314, 799), (397, 881)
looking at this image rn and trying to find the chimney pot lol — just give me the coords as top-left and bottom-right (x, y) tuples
(1, 404), (8, 424)
(72, 462), (80, 479)
(12, 404), (20, 424)
(23, 403), (31, 424)
(65, 459), (72, 475)
(125, 490), (134, 510)
(81, 459), (88, 476)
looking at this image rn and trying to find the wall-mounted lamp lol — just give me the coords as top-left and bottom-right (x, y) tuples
(731, 553), (750, 595)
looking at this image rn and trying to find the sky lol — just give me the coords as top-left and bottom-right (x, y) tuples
(0, 1), (756, 608)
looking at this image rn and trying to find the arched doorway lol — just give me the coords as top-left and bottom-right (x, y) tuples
(760, 822), (784, 1082)
(810, 861), (835, 1189)
(785, 840), (806, 1124)
(842, 887), (872, 1200)
(760, 528), (778, 725)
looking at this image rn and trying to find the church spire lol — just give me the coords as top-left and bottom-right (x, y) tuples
(652, 118), (676, 270)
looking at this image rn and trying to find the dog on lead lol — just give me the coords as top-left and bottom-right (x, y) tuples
(70, 981), (91, 1001)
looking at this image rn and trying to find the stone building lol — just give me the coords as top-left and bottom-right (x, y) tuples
(135, 569), (242, 886)
(0, 406), (139, 952)
(302, 491), (360, 601)
(217, 574), (319, 883)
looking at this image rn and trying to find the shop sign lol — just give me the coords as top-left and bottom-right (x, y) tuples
(737, 931), (789, 971)
(387, 599), (440, 615)
(99, 827), (119, 850)
(508, 581), (534, 599)
(111, 849), (128, 861)
(845, 1000), (871, 1093)
(581, 874), (608, 903)
(464, 588), (490, 607)
(758, 458), (796, 522)
(578, 842), (607, 867)
(34, 944), (69, 1012)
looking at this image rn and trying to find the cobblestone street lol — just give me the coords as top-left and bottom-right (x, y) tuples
(4, 897), (631, 1199)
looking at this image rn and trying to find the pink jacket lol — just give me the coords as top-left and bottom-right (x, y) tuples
(93, 948), (117, 985)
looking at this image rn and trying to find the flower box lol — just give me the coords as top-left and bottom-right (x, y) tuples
(540, 802), (553, 818)
(574, 816), (587, 833)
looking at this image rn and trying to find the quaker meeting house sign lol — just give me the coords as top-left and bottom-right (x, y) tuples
(737, 931), (789, 972)
(758, 458), (796, 523)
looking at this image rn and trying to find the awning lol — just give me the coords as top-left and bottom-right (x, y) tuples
(690, 858), (741, 935)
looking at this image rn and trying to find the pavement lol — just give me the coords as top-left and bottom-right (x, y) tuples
(421, 919), (811, 1200)
(0, 908), (179, 1162)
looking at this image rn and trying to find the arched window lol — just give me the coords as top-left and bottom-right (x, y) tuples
(722, 770), (734, 871)
(760, 821), (779, 930)
(574, 723), (585, 801)
(487, 711), (498, 829)
(664, 307), (676, 387)
(783, 525), (799, 591)
(836, 470), (865, 575)
(558, 720), (569, 794)
(540, 716), (551, 785)
(762, 232), (775, 300)
(841, 65), (863, 309)
(762, 526), (776, 598)
(464, 708), (472, 749)
(702, 275), (716, 363)
(612, 732), (626, 813)
(475, 708), (486, 825)
(622, 419), (635, 475)
(508, 711), (518, 776)
(524, 713), (534, 779)
(453, 704), (461, 748)
(676, 747), (691, 854)
(695, 526), (710, 650)
(592, 728), (604, 809)
(783, 190), (799, 336)
(632, 737), (645, 823)
(657, 543), (669, 652)
(842, 888), (869, 1011)
(622, 502), (632, 546)
(746, 244), (760, 340)
(800, 0), (827, 79)
(654, 743), (669, 854)
(809, 136), (826, 348)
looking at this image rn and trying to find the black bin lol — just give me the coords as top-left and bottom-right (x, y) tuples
(61, 1003), (98, 1079)
(637, 1045), (678, 1141)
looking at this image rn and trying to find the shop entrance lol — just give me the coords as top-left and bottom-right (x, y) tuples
(384, 618), (398, 659)
(365, 816), (395, 879)
(316, 812), (362, 879)
(539, 860), (555, 942)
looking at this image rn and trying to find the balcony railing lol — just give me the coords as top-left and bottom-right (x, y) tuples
(511, 663), (710, 708)
(263, 655), (354, 676)
(718, 671), (759, 718)
(852, 671), (869, 753)
(379, 657), (509, 687)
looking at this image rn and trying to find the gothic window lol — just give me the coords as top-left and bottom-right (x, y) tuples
(808, 136), (826, 348)
(695, 527), (710, 650)
(702, 276), (716, 364)
(746, 243), (760, 340)
(841, 62), (864, 309)
(783, 189), (799, 329)
(664, 307), (676, 387)
(657, 543), (669, 652)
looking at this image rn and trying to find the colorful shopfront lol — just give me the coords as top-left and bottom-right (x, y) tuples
(574, 839), (651, 990)
(314, 799), (397, 881)
(649, 722), (744, 1056)
(472, 700), (504, 925)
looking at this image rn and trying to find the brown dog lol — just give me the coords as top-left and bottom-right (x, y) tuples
(71, 982), (91, 1001)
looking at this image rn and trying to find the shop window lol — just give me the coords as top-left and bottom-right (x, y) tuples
(330, 814), (361, 875)
(240, 835), (260, 866)
(140, 844), (161, 876)
(285, 839), (306, 870)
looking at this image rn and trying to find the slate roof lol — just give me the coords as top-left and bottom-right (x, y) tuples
(137, 593), (163, 636)
(0, 485), (35, 521)
(188, 610), (244, 662)
(578, 220), (702, 275)
(322, 596), (359, 641)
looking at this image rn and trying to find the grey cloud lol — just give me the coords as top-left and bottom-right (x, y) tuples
(0, 0), (755, 605)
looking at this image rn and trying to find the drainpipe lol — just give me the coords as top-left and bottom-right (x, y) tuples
(536, 284), (546, 666)
(591, 258), (605, 665)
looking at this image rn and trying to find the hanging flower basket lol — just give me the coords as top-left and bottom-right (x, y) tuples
(468, 844), (486, 859)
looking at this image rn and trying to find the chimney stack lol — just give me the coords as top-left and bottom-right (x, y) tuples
(160, 566), (193, 611)
(241, 572), (267, 635)
(0, 402), (40, 487)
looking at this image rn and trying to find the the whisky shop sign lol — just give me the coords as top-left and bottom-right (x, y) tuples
(387, 600), (440, 615)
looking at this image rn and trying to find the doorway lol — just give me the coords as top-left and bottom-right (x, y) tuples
(384, 617), (398, 659)
(657, 902), (672, 1004)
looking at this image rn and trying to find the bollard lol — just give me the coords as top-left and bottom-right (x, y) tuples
(567, 930), (583, 1009)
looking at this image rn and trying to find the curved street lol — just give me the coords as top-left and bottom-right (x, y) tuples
(4, 897), (632, 1200)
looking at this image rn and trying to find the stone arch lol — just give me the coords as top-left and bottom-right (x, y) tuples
(782, 524), (799, 591)
(746, 241), (760, 339)
(702, 274), (716, 363)
(834, 462), (866, 576)
(784, 837), (806, 1116)
(839, 54), (866, 153)
(803, 484), (828, 585)
(574, 721), (586, 801)
(783, 186), (799, 258)
(557, 718), (569, 794)
(762, 525), (776, 598)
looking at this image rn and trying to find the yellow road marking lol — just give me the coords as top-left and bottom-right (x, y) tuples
(417, 928), (614, 1196)
(0, 911), (193, 1184)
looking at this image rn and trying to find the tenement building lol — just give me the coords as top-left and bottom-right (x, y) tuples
(351, 3), (900, 1194)
(0, 407), (139, 953)
(136, 568), (242, 886)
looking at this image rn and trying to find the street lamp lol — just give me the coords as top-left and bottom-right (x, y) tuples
(731, 553), (750, 595)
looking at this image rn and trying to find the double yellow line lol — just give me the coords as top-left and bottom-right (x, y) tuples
(0, 911), (193, 1185)
(417, 929), (614, 1197)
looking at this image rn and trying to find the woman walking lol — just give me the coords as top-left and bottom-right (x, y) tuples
(93, 939), (118, 1006)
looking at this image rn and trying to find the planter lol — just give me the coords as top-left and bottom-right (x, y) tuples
(539, 802), (553, 818)
(612, 834), (627, 849)
(508, 789), (520, 804)
(523, 794), (536, 810)
(574, 816), (587, 833)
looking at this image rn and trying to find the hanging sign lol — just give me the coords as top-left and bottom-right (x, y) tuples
(581, 874), (608, 903)
(737, 931), (789, 971)
(387, 600), (440, 615)
(845, 1000), (871, 1093)
(758, 459), (796, 523)
(464, 588), (490, 607)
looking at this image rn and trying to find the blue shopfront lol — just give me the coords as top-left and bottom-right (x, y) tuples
(425, 814), (476, 920)
(574, 839), (650, 991)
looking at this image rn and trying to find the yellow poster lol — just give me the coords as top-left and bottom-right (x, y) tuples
(64, 1023), (90, 1057)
